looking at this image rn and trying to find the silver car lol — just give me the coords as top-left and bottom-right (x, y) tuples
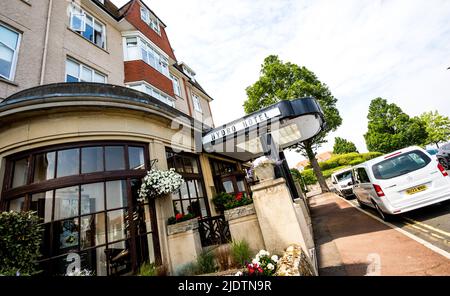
(437, 143), (450, 170)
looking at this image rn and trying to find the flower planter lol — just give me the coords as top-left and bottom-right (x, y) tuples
(167, 218), (199, 236)
(254, 163), (275, 181)
(224, 203), (256, 221)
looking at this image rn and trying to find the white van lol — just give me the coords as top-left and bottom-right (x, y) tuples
(331, 168), (355, 198)
(352, 146), (450, 221)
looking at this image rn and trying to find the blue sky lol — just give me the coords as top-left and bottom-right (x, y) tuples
(112, 0), (450, 167)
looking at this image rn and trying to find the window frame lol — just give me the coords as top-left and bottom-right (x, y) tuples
(0, 22), (22, 81)
(192, 94), (203, 113)
(127, 82), (175, 108)
(140, 6), (161, 35)
(65, 57), (107, 83)
(170, 74), (181, 97)
(69, 3), (107, 49)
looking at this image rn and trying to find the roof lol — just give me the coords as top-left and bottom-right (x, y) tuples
(173, 63), (214, 101)
(296, 160), (310, 168)
(317, 151), (333, 162)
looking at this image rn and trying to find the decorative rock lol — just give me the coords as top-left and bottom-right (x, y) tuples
(167, 218), (199, 235)
(275, 244), (315, 276)
(224, 203), (256, 221)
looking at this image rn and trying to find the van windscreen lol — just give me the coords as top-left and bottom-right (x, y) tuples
(336, 171), (352, 182)
(372, 150), (431, 180)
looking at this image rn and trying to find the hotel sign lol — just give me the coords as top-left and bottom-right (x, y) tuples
(202, 107), (281, 144)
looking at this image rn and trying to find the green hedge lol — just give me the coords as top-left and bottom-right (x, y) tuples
(295, 152), (382, 186)
(0, 211), (43, 275)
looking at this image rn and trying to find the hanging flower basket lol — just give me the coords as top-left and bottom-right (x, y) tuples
(138, 168), (184, 202)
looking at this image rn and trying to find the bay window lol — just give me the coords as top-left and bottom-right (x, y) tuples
(66, 58), (106, 83)
(140, 6), (160, 35)
(0, 23), (21, 81)
(125, 36), (169, 78)
(69, 4), (106, 49)
(129, 83), (175, 108)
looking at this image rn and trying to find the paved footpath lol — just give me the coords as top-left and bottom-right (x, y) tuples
(309, 192), (450, 275)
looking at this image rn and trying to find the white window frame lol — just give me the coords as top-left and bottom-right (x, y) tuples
(123, 34), (170, 78)
(69, 4), (107, 49)
(0, 23), (22, 81)
(65, 58), (107, 83)
(192, 94), (203, 113)
(127, 82), (175, 108)
(170, 74), (181, 97)
(140, 5), (161, 35)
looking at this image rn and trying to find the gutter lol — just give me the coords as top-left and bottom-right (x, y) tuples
(39, 0), (52, 85)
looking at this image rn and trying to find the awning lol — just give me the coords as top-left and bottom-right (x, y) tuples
(202, 97), (326, 161)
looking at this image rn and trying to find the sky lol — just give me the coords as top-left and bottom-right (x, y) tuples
(112, 0), (450, 167)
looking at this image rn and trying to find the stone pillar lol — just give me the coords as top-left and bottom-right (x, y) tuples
(149, 140), (175, 273)
(251, 178), (308, 255)
(198, 154), (218, 217)
(224, 204), (265, 253)
(167, 219), (202, 274)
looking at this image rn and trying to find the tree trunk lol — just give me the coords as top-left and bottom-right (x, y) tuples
(305, 142), (329, 193)
(436, 142), (440, 149)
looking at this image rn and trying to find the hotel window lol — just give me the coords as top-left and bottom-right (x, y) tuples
(166, 150), (210, 218)
(69, 4), (106, 49)
(192, 94), (202, 113)
(66, 58), (106, 83)
(170, 74), (181, 97)
(125, 36), (169, 78)
(0, 23), (21, 81)
(129, 83), (175, 108)
(140, 6), (160, 35)
(1, 142), (159, 275)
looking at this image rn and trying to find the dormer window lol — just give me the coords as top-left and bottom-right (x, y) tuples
(140, 6), (160, 35)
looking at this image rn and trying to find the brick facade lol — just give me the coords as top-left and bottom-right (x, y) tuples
(124, 60), (175, 97)
(124, 1), (177, 61)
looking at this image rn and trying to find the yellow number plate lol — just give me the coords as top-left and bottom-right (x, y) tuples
(406, 185), (427, 195)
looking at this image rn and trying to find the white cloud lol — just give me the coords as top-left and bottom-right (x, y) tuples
(112, 0), (450, 167)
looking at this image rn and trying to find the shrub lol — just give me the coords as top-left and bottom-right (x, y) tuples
(0, 211), (43, 276)
(196, 250), (218, 274)
(299, 169), (317, 186)
(212, 192), (234, 212)
(349, 158), (364, 166)
(230, 240), (252, 268)
(167, 213), (195, 225)
(138, 262), (157, 276)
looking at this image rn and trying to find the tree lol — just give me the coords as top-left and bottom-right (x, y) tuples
(333, 137), (358, 154)
(244, 55), (342, 193)
(364, 98), (428, 153)
(419, 111), (450, 148)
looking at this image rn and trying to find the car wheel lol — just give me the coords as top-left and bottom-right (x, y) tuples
(373, 202), (394, 222)
(439, 157), (450, 170)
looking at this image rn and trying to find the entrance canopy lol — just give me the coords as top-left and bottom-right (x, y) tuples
(202, 97), (326, 162)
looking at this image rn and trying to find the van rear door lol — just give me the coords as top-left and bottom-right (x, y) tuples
(371, 149), (449, 208)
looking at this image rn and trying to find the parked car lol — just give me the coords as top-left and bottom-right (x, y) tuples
(351, 146), (450, 221)
(331, 168), (355, 199)
(426, 148), (439, 163)
(437, 143), (450, 170)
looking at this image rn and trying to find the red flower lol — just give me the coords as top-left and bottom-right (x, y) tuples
(235, 192), (243, 201)
(175, 213), (183, 220)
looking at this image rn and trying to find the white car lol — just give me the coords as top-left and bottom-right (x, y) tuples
(331, 168), (355, 198)
(351, 146), (450, 221)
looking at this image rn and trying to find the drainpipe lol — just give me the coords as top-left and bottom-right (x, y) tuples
(40, 0), (53, 85)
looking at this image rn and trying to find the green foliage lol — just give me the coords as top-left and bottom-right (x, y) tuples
(299, 152), (382, 185)
(196, 251), (218, 274)
(0, 211), (43, 276)
(333, 137), (359, 154)
(243, 55), (342, 191)
(419, 111), (450, 147)
(364, 98), (428, 153)
(213, 192), (252, 211)
(138, 262), (157, 276)
(230, 240), (252, 268)
(167, 213), (195, 225)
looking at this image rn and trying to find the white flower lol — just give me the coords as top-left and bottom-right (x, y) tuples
(267, 263), (275, 270)
(235, 271), (243, 276)
(258, 250), (270, 257)
(252, 258), (260, 265)
(271, 255), (279, 262)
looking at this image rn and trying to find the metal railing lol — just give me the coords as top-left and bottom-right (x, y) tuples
(198, 215), (231, 247)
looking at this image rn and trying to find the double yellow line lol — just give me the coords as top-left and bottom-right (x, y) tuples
(402, 217), (450, 243)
